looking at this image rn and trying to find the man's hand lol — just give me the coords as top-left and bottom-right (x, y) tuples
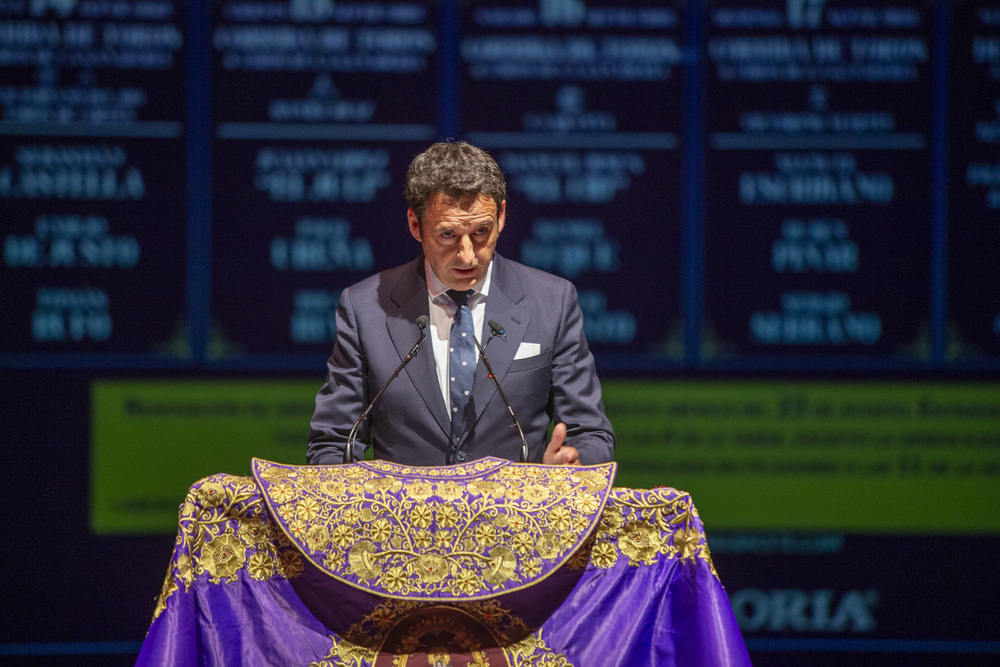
(542, 422), (581, 465)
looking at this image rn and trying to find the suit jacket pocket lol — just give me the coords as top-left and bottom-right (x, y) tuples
(506, 348), (552, 373)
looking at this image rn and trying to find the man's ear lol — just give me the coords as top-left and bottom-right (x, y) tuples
(407, 208), (422, 242)
(497, 200), (506, 234)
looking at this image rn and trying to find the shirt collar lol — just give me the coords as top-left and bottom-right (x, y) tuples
(425, 258), (493, 303)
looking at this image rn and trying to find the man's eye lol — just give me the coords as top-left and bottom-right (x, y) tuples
(474, 227), (489, 236)
(441, 230), (454, 238)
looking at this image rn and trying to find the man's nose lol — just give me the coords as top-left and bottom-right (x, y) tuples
(457, 235), (475, 264)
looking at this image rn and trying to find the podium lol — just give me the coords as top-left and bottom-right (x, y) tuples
(137, 457), (751, 666)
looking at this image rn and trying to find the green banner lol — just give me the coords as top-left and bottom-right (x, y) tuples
(91, 379), (1000, 534)
(604, 381), (1000, 534)
(91, 379), (315, 533)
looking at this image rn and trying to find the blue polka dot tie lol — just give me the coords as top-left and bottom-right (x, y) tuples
(447, 289), (476, 440)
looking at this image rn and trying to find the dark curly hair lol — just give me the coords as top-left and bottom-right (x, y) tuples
(404, 141), (507, 222)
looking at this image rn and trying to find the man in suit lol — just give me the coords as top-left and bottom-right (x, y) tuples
(307, 141), (614, 467)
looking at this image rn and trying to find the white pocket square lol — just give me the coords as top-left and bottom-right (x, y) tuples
(514, 342), (540, 360)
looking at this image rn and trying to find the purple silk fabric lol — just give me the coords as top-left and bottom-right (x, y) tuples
(137, 458), (751, 666)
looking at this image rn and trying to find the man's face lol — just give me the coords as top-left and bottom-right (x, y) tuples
(408, 192), (506, 291)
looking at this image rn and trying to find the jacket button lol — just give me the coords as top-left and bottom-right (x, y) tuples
(455, 451), (467, 462)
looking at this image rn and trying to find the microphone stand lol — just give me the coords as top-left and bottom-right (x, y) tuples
(344, 318), (427, 464)
(474, 324), (530, 463)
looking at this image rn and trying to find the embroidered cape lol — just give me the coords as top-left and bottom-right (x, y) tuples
(138, 457), (751, 666)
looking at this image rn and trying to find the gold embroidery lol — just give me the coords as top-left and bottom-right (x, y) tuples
(547, 507), (572, 532)
(436, 480), (464, 501)
(406, 481), (435, 501)
(278, 548), (305, 578)
(674, 526), (702, 561)
(467, 480), (506, 498)
(414, 553), (450, 584)
(522, 559), (542, 579)
(153, 462), (719, 645)
(435, 505), (459, 528)
(364, 458), (508, 478)
(247, 552), (275, 580)
(332, 523), (356, 547)
(150, 474), (304, 623)
(311, 598), (575, 666)
(196, 481), (226, 507)
(152, 563), (177, 619)
(586, 487), (718, 575)
(383, 566), (411, 594)
(200, 530), (246, 581)
(453, 568), (483, 595)
(482, 547), (516, 586)
(348, 540), (380, 579)
(618, 522), (660, 565)
(360, 600), (527, 648)
(564, 547), (589, 571)
(520, 484), (550, 504)
(505, 630), (573, 666)
(324, 550), (344, 571)
(511, 532), (533, 555)
(237, 517), (272, 545)
(306, 525), (331, 551)
(269, 482), (294, 504)
(297, 497), (322, 521)
(252, 458), (617, 599)
(589, 541), (618, 569)
(309, 636), (377, 667)
(175, 554), (194, 587)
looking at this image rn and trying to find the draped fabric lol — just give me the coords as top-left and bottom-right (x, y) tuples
(137, 457), (751, 666)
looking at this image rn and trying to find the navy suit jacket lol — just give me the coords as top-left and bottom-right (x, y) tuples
(307, 254), (615, 466)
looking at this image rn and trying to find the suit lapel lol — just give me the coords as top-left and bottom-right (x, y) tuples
(387, 255), (531, 447)
(387, 258), (451, 438)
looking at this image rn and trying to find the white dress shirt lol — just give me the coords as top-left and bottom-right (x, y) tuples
(424, 259), (493, 417)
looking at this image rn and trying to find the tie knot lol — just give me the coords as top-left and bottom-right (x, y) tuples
(447, 289), (474, 307)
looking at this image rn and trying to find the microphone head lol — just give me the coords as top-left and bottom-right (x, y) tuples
(415, 315), (429, 330)
(488, 320), (505, 335)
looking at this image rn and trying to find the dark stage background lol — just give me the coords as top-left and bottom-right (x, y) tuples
(2, 1), (999, 664)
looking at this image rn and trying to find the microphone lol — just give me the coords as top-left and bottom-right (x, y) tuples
(472, 321), (529, 463)
(486, 319), (505, 342)
(344, 315), (428, 464)
(479, 319), (506, 356)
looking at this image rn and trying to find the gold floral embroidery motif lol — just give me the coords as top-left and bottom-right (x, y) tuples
(312, 624), (572, 667)
(314, 599), (569, 666)
(309, 637), (378, 667)
(583, 487), (718, 576)
(200, 530), (246, 581)
(504, 630), (573, 666)
(151, 474), (305, 622)
(252, 457), (617, 599)
(153, 465), (719, 631)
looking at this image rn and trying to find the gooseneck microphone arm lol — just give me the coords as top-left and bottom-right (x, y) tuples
(344, 315), (428, 464)
(473, 320), (529, 463)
